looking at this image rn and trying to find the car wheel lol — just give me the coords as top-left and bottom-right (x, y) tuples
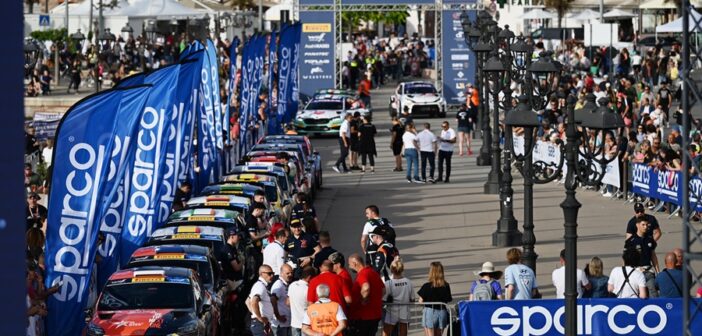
(439, 112), (446, 118)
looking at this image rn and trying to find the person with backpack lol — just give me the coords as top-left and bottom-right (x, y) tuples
(607, 249), (648, 298)
(369, 226), (400, 281)
(360, 205), (396, 264)
(469, 262), (503, 301)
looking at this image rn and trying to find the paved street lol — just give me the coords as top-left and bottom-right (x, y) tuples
(309, 84), (689, 302)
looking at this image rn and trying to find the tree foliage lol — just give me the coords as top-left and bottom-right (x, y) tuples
(544, 0), (574, 28)
(341, 10), (409, 32)
(30, 28), (68, 42)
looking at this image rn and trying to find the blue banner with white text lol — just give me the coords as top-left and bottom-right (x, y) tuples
(278, 24), (295, 125)
(207, 39), (224, 152)
(119, 65), (181, 266)
(289, 23), (301, 122)
(268, 31), (279, 135)
(45, 85), (151, 336)
(195, 41), (220, 194)
(299, 12), (335, 97)
(459, 298), (702, 336)
(629, 163), (702, 211)
(441, 10), (477, 105)
(239, 36), (254, 156)
(175, 52), (202, 201)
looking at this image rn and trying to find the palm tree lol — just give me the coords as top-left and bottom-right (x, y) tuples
(544, 0), (574, 28)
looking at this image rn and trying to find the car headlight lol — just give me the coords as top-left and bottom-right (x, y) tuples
(87, 323), (105, 336)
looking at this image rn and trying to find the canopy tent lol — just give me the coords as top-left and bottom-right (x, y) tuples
(656, 8), (702, 33)
(603, 9), (637, 20)
(639, 0), (677, 9)
(264, 2), (293, 21)
(568, 9), (601, 21)
(522, 8), (558, 20)
(51, 0), (209, 19)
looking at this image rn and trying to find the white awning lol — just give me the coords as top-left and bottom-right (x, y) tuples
(522, 9), (558, 20)
(656, 8), (702, 33)
(639, 0), (677, 9)
(265, 3), (293, 21)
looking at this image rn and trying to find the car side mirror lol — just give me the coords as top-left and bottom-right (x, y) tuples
(84, 308), (93, 322)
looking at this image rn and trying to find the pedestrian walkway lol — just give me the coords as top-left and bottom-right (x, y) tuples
(310, 85), (685, 301)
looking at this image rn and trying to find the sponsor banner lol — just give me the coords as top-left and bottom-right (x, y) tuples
(175, 52), (201, 202)
(299, 11), (335, 97)
(441, 10), (476, 105)
(290, 23), (302, 122)
(45, 85), (151, 336)
(239, 36), (254, 157)
(31, 112), (64, 140)
(459, 298), (702, 336)
(180, 41), (205, 61)
(116, 73), (145, 88)
(119, 65), (182, 266)
(278, 24), (294, 123)
(196, 40), (221, 193)
(268, 31), (279, 135)
(206, 39), (224, 151)
(299, 0), (333, 5)
(342, 0), (434, 3)
(629, 163), (702, 209)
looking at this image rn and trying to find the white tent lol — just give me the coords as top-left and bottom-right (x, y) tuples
(265, 2), (293, 21)
(568, 9), (601, 21)
(603, 9), (636, 20)
(522, 9), (558, 20)
(656, 9), (702, 33)
(51, 0), (209, 19)
(639, 0), (677, 9)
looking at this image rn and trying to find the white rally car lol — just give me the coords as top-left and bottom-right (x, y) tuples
(389, 81), (447, 118)
(294, 94), (370, 136)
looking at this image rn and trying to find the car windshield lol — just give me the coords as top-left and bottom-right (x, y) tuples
(128, 260), (213, 286)
(263, 184), (278, 202)
(98, 283), (193, 310)
(306, 100), (343, 110)
(405, 85), (436, 94)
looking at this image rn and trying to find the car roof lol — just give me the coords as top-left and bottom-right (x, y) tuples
(168, 208), (241, 221)
(232, 165), (286, 174)
(200, 183), (264, 195)
(107, 266), (194, 284)
(150, 225), (224, 239)
(404, 81), (436, 87)
(130, 244), (211, 260)
(187, 195), (252, 206)
(223, 173), (277, 182)
(262, 135), (309, 142)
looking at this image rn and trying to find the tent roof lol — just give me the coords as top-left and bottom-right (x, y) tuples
(522, 8), (558, 20)
(265, 2), (293, 21)
(51, 0), (210, 18)
(656, 8), (702, 33)
(639, 0), (677, 9)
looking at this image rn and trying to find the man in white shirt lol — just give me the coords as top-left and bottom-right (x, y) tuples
(289, 266), (315, 336)
(401, 124), (421, 183)
(271, 264), (294, 336)
(333, 113), (353, 173)
(437, 121), (456, 183)
(417, 123), (438, 183)
(248, 265), (277, 336)
(551, 249), (591, 299)
(263, 228), (289, 276)
(608, 249), (648, 298)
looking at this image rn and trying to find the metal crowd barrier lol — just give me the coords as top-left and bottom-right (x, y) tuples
(382, 302), (457, 336)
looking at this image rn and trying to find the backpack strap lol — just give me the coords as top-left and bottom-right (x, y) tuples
(617, 266), (636, 297)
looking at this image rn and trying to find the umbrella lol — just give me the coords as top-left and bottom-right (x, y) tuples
(522, 9), (558, 20)
(603, 9), (636, 21)
(568, 9), (601, 21)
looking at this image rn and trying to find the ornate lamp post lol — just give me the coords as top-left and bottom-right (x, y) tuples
(70, 29), (86, 51)
(144, 20), (158, 44)
(24, 39), (40, 78)
(120, 22), (133, 41)
(507, 92), (623, 336)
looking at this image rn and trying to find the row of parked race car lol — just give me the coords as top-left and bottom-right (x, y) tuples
(85, 135), (322, 336)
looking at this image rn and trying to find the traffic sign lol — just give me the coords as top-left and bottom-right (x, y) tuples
(39, 15), (50, 27)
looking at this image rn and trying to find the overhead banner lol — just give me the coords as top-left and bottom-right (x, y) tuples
(45, 85), (151, 336)
(299, 11), (335, 97)
(442, 10), (476, 105)
(459, 298), (702, 336)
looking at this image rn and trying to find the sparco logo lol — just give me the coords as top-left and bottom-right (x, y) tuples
(491, 303), (668, 335)
(199, 68), (214, 171)
(98, 136), (131, 259)
(126, 107), (166, 238)
(53, 143), (106, 302)
(277, 46), (290, 117)
(158, 103), (186, 223)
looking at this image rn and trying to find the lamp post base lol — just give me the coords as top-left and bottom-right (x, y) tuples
(476, 151), (491, 166)
(521, 250), (539, 273)
(492, 222), (522, 247)
(483, 171), (501, 194)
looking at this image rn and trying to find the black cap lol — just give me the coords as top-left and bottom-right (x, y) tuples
(226, 227), (239, 237)
(634, 202), (645, 213)
(289, 219), (303, 227)
(28, 192), (41, 200)
(370, 226), (386, 237)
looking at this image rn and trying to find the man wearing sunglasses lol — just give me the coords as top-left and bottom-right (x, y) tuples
(249, 265), (277, 336)
(626, 202), (662, 241)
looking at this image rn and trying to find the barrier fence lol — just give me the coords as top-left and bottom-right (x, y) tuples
(383, 302), (457, 336)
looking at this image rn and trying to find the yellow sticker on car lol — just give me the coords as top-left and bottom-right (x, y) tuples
(154, 253), (185, 260)
(173, 233), (200, 239)
(205, 201), (230, 207)
(177, 227), (198, 233)
(132, 277), (165, 283)
(188, 216), (215, 221)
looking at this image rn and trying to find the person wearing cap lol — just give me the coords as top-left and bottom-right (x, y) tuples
(286, 219), (319, 269)
(25, 192), (47, 232)
(333, 113), (353, 174)
(223, 226), (245, 284)
(469, 262), (503, 301)
(369, 227), (399, 281)
(551, 249), (591, 299)
(626, 202), (661, 241)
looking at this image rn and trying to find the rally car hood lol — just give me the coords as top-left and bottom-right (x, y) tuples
(298, 110), (345, 119)
(403, 93), (442, 103)
(91, 308), (196, 335)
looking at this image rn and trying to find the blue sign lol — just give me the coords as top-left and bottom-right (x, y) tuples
(629, 163), (702, 211)
(459, 298), (702, 336)
(441, 10), (476, 105)
(39, 15), (50, 27)
(299, 11), (335, 96)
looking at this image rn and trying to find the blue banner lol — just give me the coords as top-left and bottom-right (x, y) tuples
(119, 65), (182, 266)
(117, 73), (146, 88)
(175, 52), (203, 201)
(299, 12), (335, 97)
(628, 163), (702, 210)
(239, 36), (254, 156)
(459, 298), (702, 336)
(195, 41), (220, 193)
(441, 10), (477, 105)
(268, 31), (279, 135)
(226, 39), (239, 147)
(207, 39), (224, 151)
(45, 85), (151, 336)
(290, 23), (302, 122)
(180, 41), (204, 61)
(278, 24), (294, 126)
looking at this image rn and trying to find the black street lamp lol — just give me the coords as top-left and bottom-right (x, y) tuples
(472, 37), (494, 168)
(120, 22), (133, 41)
(483, 23), (504, 195)
(24, 39), (40, 78)
(98, 28), (115, 52)
(70, 29), (86, 51)
(507, 91), (623, 336)
(144, 20), (158, 45)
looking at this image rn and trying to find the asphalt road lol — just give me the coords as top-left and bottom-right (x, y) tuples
(305, 84), (696, 305)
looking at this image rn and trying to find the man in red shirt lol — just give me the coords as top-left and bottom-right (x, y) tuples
(329, 252), (353, 295)
(347, 253), (385, 336)
(307, 260), (352, 310)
